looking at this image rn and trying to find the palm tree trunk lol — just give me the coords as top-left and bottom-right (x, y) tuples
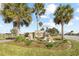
(13, 27), (19, 36)
(36, 15), (39, 31)
(61, 21), (64, 40)
(16, 21), (20, 36)
(13, 16), (20, 36)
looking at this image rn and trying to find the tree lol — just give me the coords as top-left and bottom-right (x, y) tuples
(24, 32), (29, 37)
(1, 3), (33, 35)
(40, 28), (44, 31)
(10, 28), (17, 35)
(39, 22), (44, 31)
(69, 30), (74, 35)
(54, 4), (74, 40)
(70, 30), (74, 33)
(47, 27), (59, 36)
(34, 3), (45, 31)
(65, 30), (74, 35)
(39, 22), (43, 27)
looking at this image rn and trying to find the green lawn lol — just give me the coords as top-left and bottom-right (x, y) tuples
(0, 40), (79, 56)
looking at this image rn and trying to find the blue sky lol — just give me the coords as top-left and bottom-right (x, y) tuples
(0, 3), (79, 34)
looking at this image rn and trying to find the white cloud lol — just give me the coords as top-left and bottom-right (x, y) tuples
(40, 15), (49, 19)
(75, 16), (79, 21)
(31, 21), (37, 26)
(67, 21), (73, 26)
(39, 4), (57, 20)
(45, 4), (57, 15)
(43, 19), (55, 28)
(0, 24), (2, 27)
(76, 8), (79, 13)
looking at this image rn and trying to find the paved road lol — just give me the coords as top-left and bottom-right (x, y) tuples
(0, 40), (14, 43)
(64, 35), (79, 41)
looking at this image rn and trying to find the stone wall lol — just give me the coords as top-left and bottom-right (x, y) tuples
(34, 30), (45, 38)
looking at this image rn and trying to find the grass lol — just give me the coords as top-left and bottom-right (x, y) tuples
(0, 40), (79, 56)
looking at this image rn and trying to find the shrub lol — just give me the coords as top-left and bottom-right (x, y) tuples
(45, 42), (53, 49)
(24, 33), (29, 37)
(52, 42), (61, 47)
(53, 38), (61, 40)
(15, 35), (25, 42)
(25, 39), (32, 46)
(62, 39), (68, 43)
(15, 36), (32, 46)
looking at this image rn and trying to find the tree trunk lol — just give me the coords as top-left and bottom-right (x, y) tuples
(13, 26), (20, 36)
(61, 21), (64, 40)
(13, 16), (20, 36)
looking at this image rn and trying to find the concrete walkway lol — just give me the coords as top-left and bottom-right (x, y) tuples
(0, 40), (14, 43)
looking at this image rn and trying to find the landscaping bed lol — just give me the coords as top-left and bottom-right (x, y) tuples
(0, 39), (79, 56)
(0, 35), (78, 56)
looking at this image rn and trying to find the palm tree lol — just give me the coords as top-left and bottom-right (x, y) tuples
(34, 3), (45, 31)
(39, 22), (43, 30)
(54, 4), (74, 40)
(1, 3), (33, 35)
(39, 22), (43, 27)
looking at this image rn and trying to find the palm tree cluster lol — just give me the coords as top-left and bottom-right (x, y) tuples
(0, 3), (74, 40)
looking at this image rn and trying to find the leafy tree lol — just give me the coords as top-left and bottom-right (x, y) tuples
(47, 27), (59, 36)
(54, 4), (74, 40)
